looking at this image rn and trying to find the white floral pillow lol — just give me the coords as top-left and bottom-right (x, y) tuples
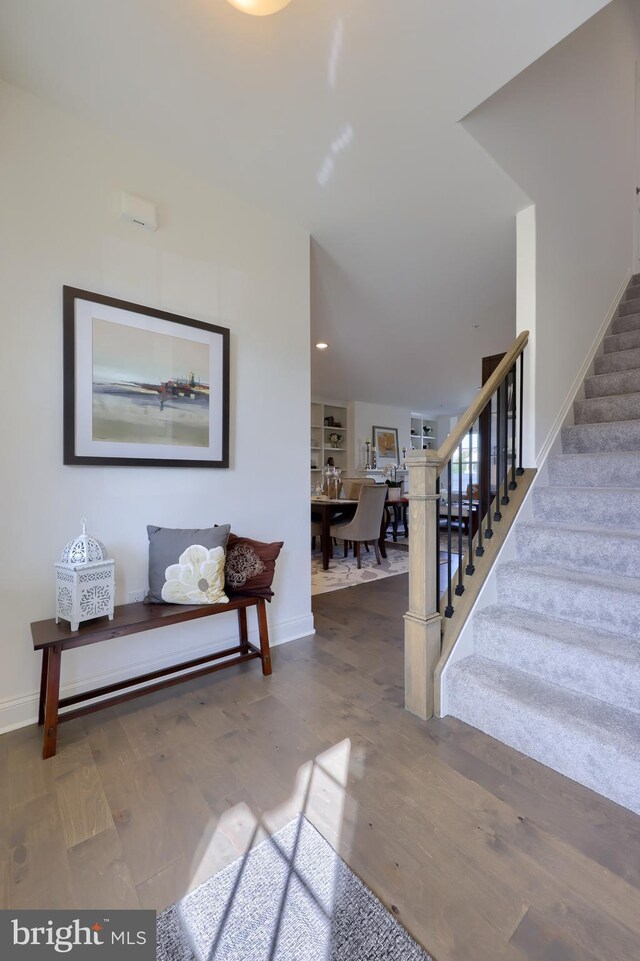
(161, 545), (229, 605)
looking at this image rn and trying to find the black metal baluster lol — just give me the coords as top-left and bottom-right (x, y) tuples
(455, 443), (464, 596)
(494, 385), (503, 522)
(509, 364), (517, 490)
(517, 351), (525, 475)
(435, 474), (441, 614)
(485, 395), (494, 538)
(444, 461), (454, 617)
(476, 410), (485, 556)
(501, 372), (510, 507)
(466, 426), (475, 575)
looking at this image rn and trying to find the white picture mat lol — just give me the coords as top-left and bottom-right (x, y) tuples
(74, 298), (224, 460)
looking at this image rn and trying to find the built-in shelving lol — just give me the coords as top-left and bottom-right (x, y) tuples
(311, 400), (348, 483)
(410, 415), (437, 451)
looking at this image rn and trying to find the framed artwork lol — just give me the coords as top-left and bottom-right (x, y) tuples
(63, 287), (230, 467)
(372, 425), (399, 463)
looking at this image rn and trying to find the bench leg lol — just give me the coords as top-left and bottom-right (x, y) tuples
(237, 606), (249, 654)
(38, 647), (50, 726)
(256, 598), (272, 676)
(43, 644), (62, 760)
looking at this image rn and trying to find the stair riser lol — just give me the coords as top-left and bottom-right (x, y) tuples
(547, 453), (640, 487)
(515, 525), (640, 578)
(533, 488), (640, 529)
(447, 668), (640, 815)
(497, 566), (640, 638)
(618, 297), (640, 316)
(624, 284), (640, 301)
(611, 313), (640, 335)
(574, 393), (640, 424)
(562, 420), (640, 452)
(595, 346), (640, 374)
(584, 368), (640, 398)
(474, 616), (640, 715)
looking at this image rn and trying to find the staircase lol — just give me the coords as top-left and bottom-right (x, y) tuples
(446, 276), (640, 815)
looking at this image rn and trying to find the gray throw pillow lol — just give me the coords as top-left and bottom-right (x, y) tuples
(146, 525), (231, 604)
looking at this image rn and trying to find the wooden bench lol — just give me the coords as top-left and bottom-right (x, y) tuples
(30, 595), (272, 759)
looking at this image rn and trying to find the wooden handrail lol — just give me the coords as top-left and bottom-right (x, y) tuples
(436, 330), (529, 470)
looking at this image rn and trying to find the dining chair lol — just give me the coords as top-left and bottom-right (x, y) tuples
(341, 477), (377, 500)
(329, 484), (387, 569)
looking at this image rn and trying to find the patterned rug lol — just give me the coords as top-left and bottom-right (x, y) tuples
(311, 546), (410, 595)
(157, 815), (431, 961)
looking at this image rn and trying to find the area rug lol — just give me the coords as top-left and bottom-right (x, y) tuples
(311, 547), (410, 595)
(157, 815), (431, 961)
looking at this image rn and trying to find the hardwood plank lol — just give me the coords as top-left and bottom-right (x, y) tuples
(433, 716), (640, 889)
(510, 908), (602, 961)
(0, 859), (9, 910)
(53, 739), (113, 848)
(67, 827), (139, 909)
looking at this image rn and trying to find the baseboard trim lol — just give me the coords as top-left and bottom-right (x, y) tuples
(536, 267), (632, 467)
(0, 611), (315, 736)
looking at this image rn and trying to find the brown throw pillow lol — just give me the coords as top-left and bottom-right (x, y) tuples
(224, 534), (283, 601)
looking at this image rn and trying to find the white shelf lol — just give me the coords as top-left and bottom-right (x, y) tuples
(311, 400), (349, 480)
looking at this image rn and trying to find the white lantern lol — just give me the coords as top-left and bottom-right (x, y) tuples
(55, 519), (115, 632)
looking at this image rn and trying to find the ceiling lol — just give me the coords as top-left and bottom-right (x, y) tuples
(0, 0), (610, 415)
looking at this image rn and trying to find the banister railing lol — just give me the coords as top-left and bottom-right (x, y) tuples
(404, 331), (530, 720)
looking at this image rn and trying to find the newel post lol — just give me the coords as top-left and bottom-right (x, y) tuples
(404, 449), (443, 720)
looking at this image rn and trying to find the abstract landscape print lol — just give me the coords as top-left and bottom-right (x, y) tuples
(92, 317), (210, 448)
(64, 287), (230, 467)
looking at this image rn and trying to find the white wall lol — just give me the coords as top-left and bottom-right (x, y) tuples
(0, 80), (312, 732)
(350, 401), (412, 473)
(463, 0), (640, 460)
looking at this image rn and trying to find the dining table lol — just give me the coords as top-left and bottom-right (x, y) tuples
(311, 497), (388, 571)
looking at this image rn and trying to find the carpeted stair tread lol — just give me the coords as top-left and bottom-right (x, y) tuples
(584, 367), (640, 397)
(475, 605), (640, 714)
(446, 655), (640, 814)
(611, 312), (640, 335)
(533, 484), (640, 527)
(617, 296), (640, 316)
(623, 282), (640, 300)
(547, 450), (640, 487)
(497, 561), (640, 639)
(516, 520), (640, 578)
(574, 391), (640, 424)
(595, 345), (640, 374)
(561, 418), (640, 452)
(473, 605), (640, 714)
(604, 328), (640, 353)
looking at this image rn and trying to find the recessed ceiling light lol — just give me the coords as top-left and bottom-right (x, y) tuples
(315, 342), (329, 350)
(227, 0), (293, 15)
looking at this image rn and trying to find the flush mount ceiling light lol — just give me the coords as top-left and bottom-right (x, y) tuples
(315, 342), (328, 350)
(227, 0), (293, 15)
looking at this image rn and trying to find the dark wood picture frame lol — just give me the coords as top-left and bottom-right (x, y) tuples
(63, 286), (230, 468)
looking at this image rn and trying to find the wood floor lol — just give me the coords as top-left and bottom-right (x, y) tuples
(3, 571), (640, 961)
